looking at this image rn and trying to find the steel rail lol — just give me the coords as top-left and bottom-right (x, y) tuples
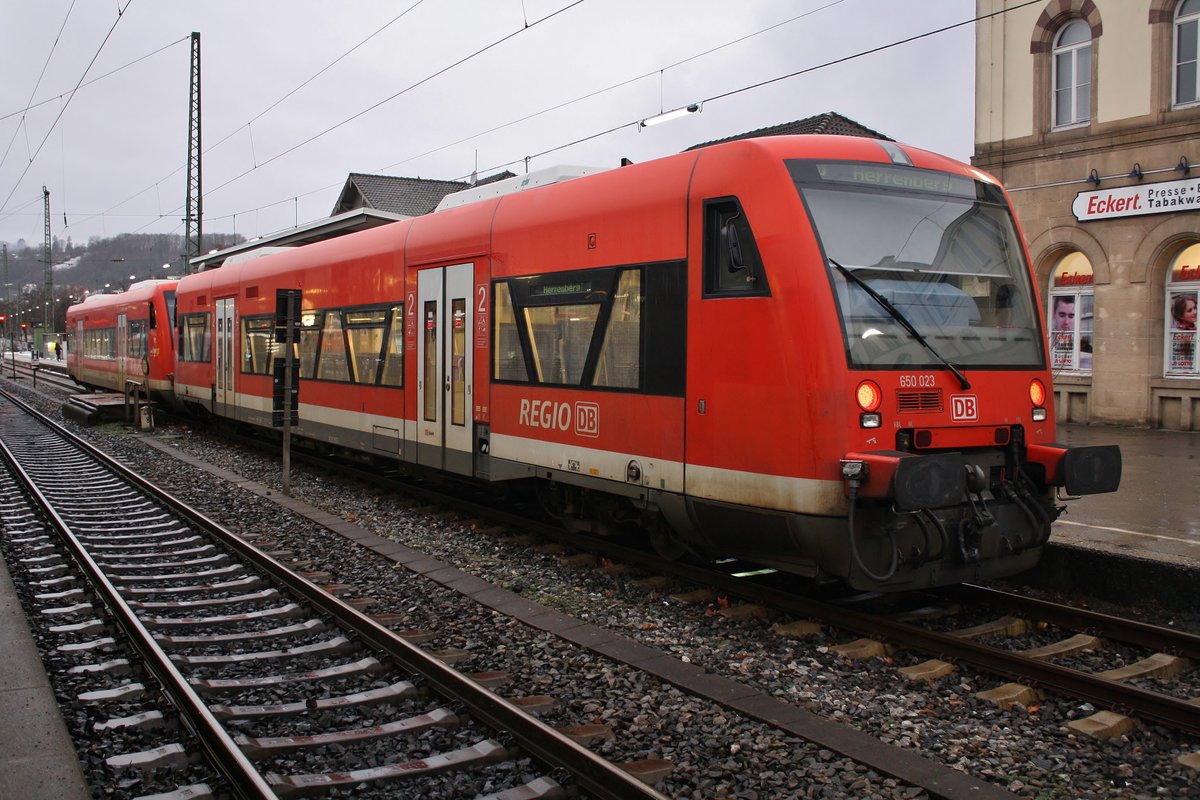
(947, 583), (1200, 659)
(553, 533), (1200, 736)
(0, 405), (277, 799)
(226, 429), (1200, 736)
(0, 387), (670, 800)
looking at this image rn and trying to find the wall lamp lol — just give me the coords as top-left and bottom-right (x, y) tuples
(1086, 169), (1101, 186)
(1129, 163), (1143, 180)
(1177, 156), (1191, 174)
(639, 103), (700, 128)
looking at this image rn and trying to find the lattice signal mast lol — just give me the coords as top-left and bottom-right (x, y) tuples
(42, 186), (51, 330)
(183, 31), (202, 275)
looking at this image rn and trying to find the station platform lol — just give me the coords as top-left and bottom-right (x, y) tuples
(0, 552), (90, 799)
(1054, 424), (1199, 567)
(1021, 424), (1200, 613)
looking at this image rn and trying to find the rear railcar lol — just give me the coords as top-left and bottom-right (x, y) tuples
(65, 280), (178, 403)
(172, 224), (414, 456)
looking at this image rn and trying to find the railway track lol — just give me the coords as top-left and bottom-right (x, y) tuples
(1, 354), (78, 393)
(543, 529), (1200, 738)
(247, 432), (1200, 739)
(10, 369), (1197, 790)
(0, 386), (670, 799)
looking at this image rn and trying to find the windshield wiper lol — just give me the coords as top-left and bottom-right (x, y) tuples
(831, 258), (971, 390)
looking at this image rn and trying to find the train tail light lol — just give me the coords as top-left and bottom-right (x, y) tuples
(855, 380), (882, 428)
(1029, 379), (1047, 421)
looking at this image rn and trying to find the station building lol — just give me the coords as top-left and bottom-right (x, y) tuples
(974, 0), (1200, 429)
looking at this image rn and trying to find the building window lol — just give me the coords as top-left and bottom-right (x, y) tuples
(1176, 0), (1200, 107)
(1166, 243), (1200, 376)
(1052, 19), (1092, 128)
(1048, 251), (1094, 372)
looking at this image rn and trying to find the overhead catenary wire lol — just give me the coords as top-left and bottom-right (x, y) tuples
(0, 35), (189, 125)
(469, 0), (1045, 179)
(202, 0), (589, 200)
(77, 0), (432, 231)
(18, 1), (1042, 242)
(0, 0), (135, 219)
(168, 0), (852, 232)
(199, 0), (1040, 235)
(0, 0), (77, 178)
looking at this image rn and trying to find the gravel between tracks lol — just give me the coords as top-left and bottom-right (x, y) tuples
(10, 380), (1200, 799)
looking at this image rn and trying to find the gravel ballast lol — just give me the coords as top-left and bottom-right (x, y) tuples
(5, 379), (1199, 798)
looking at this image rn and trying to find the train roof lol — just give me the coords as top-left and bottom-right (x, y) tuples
(175, 135), (997, 294)
(66, 279), (177, 316)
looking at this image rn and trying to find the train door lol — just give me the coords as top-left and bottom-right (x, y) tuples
(116, 313), (128, 389)
(214, 297), (236, 417)
(73, 320), (82, 369)
(416, 263), (473, 475)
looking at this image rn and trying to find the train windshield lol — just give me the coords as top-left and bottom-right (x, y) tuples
(788, 160), (1044, 369)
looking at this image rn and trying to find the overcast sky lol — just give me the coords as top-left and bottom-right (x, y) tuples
(0, 0), (976, 249)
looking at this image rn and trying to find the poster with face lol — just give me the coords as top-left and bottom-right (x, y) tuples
(1170, 291), (1197, 374)
(1051, 295), (1076, 369)
(1052, 295), (1077, 332)
(1170, 291), (1197, 331)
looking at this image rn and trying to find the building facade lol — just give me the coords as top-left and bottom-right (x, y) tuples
(974, 0), (1200, 429)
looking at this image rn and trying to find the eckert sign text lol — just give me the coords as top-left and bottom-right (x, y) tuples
(1072, 176), (1200, 222)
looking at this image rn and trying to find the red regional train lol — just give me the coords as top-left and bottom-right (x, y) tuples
(64, 279), (178, 403)
(69, 135), (1122, 590)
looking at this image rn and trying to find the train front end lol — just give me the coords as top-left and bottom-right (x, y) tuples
(790, 151), (1121, 589)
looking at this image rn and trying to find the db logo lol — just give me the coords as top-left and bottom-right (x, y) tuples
(951, 394), (978, 421)
(575, 402), (599, 437)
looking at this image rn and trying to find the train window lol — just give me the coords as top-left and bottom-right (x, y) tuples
(703, 198), (770, 297)
(316, 312), (350, 382)
(345, 308), (388, 384)
(179, 313), (211, 362)
(423, 301), (438, 421)
(84, 328), (116, 359)
(525, 304), (601, 384)
(241, 317), (273, 376)
(298, 311), (322, 378)
(128, 320), (148, 359)
(493, 283), (529, 381)
(492, 262), (685, 395)
(452, 299), (467, 425)
(792, 160), (1044, 369)
(593, 269), (641, 388)
(379, 306), (404, 387)
(163, 291), (177, 336)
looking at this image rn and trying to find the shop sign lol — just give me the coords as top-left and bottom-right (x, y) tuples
(1072, 176), (1200, 222)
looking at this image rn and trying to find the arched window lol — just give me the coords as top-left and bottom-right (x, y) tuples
(1175, 0), (1200, 107)
(1053, 19), (1092, 127)
(1165, 243), (1200, 376)
(1048, 251), (1094, 372)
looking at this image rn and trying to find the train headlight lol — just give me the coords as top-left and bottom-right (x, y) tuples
(1029, 379), (1046, 407)
(855, 381), (882, 412)
(856, 380), (883, 428)
(1030, 379), (1047, 421)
